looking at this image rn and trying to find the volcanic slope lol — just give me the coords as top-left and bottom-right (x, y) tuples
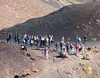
(0, 0), (57, 30)
(2, 1), (100, 41)
(0, 42), (39, 78)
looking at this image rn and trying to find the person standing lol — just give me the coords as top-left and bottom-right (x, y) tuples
(17, 33), (20, 44)
(14, 34), (17, 42)
(37, 38), (40, 49)
(44, 47), (49, 60)
(9, 33), (13, 43)
(7, 33), (9, 43)
(30, 38), (34, 47)
(78, 38), (81, 44)
(75, 34), (78, 45)
(60, 41), (63, 51)
(62, 36), (64, 42)
(55, 43), (58, 52)
(76, 43), (79, 53)
(83, 35), (87, 44)
(70, 44), (74, 55)
(66, 42), (70, 53)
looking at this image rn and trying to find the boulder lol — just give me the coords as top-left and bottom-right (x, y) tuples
(83, 54), (92, 60)
(60, 51), (68, 58)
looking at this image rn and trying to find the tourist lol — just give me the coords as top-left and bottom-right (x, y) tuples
(14, 34), (17, 42)
(44, 47), (49, 60)
(20, 43), (27, 51)
(30, 38), (34, 47)
(75, 34), (78, 45)
(6, 33), (9, 43)
(17, 33), (20, 44)
(70, 44), (74, 55)
(9, 33), (13, 43)
(76, 43), (79, 53)
(62, 36), (64, 42)
(55, 43), (58, 52)
(37, 38), (40, 49)
(83, 35), (87, 44)
(78, 37), (81, 44)
(66, 42), (70, 53)
(60, 41), (63, 51)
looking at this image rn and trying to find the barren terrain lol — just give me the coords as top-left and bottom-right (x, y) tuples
(0, 0), (100, 78)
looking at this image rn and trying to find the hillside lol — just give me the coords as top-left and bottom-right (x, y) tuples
(0, 0), (57, 30)
(0, 0), (99, 31)
(2, 1), (100, 41)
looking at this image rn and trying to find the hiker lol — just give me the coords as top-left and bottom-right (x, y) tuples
(62, 36), (64, 42)
(9, 33), (13, 43)
(14, 34), (17, 42)
(45, 35), (49, 47)
(51, 35), (54, 44)
(76, 43), (80, 53)
(44, 47), (49, 60)
(55, 43), (58, 52)
(24, 34), (27, 39)
(6, 33), (9, 43)
(41, 36), (45, 47)
(25, 38), (28, 47)
(70, 44), (74, 55)
(37, 38), (40, 49)
(63, 42), (66, 51)
(22, 38), (26, 44)
(79, 43), (84, 54)
(20, 43), (27, 51)
(78, 37), (81, 44)
(75, 34), (78, 45)
(17, 33), (20, 44)
(66, 42), (70, 53)
(83, 35), (87, 44)
(27, 35), (30, 44)
(30, 38), (34, 47)
(60, 41), (63, 51)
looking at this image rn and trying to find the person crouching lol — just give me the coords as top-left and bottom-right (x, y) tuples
(20, 43), (27, 51)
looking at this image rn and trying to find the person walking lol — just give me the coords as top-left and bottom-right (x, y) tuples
(44, 47), (49, 60)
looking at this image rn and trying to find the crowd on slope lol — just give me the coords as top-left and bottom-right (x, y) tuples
(6, 33), (87, 59)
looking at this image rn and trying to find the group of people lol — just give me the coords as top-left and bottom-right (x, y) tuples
(6, 33), (87, 59)
(59, 35), (87, 55)
(22, 34), (54, 48)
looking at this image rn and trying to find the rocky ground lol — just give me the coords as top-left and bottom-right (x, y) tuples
(0, 0), (100, 78)
(0, 39), (100, 78)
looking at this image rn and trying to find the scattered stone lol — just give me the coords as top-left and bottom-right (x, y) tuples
(79, 62), (86, 66)
(59, 51), (68, 58)
(87, 47), (91, 51)
(83, 54), (92, 60)
(87, 66), (93, 75)
(32, 67), (38, 73)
